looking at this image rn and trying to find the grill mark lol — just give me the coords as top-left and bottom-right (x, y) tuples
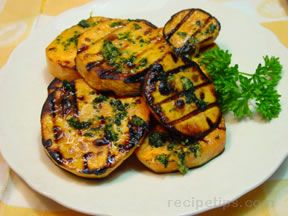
(49, 150), (63, 165)
(118, 120), (148, 153)
(107, 154), (115, 166)
(87, 28), (160, 75)
(165, 9), (195, 41)
(123, 69), (148, 83)
(81, 151), (108, 175)
(94, 138), (110, 146)
(82, 167), (108, 175)
(198, 36), (213, 45)
(156, 82), (212, 105)
(83, 152), (93, 171)
(53, 125), (64, 141)
(168, 102), (218, 125)
(42, 139), (52, 148)
(98, 69), (121, 80)
(152, 50), (171, 65)
(86, 60), (104, 72)
(174, 16), (212, 56)
(70, 81), (79, 116)
(85, 23), (155, 63)
(206, 117), (214, 128)
(190, 16), (212, 39)
(134, 37), (165, 59)
(48, 92), (57, 118)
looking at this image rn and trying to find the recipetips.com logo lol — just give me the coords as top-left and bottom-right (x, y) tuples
(167, 197), (273, 210)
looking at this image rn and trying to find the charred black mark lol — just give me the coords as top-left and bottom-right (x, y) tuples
(82, 152), (93, 172)
(179, 16), (217, 57)
(156, 82), (211, 106)
(60, 80), (78, 116)
(206, 117), (214, 128)
(144, 28), (154, 35)
(168, 102), (218, 125)
(170, 52), (178, 62)
(123, 70), (147, 83)
(78, 96), (84, 101)
(61, 96), (72, 116)
(70, 81), (79, 116)
(77, 45), (89, 53)
(47, 78), (62, 93)
(82, 149), (108, 175)
(174, 16), (213, 57)
(99, 69), (120, 80)
(107, 154), (115, 166)
(94, 138), (110, 146)
(159, 80), (172, 95)
(48, 47), (56, 51)
(48, 93), (57, 118)
(53, 125), (63, 141)
(49, 150), (63, 165)
(82, 167), (107, 175)
(86, 61), (104, 72)
(165, 9), (195, 41)
(200, 91), (205, 100)
(118, 120), (148, 153)
(42, 139), (52, 148)
(175, 99), (185, 109)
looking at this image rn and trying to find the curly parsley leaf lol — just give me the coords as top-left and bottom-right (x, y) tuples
(199, 47), (282, 120)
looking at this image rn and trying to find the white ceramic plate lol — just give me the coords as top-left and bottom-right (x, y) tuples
(0, 0), (287, 215)
(0, 154), (9, 199)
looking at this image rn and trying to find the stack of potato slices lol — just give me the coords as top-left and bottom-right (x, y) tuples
(42, 8), (226, 178)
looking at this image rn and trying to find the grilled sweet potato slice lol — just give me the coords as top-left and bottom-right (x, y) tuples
(163, 9), (220, 57)
(46, 16), (110, 81)
(41, 79), (149, 178)
(143, 60), (222, 138)
(76, 22), (176, 96)
(136, 118), (225, 173)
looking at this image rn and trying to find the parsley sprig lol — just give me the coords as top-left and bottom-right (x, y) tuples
(199, 47), (282, 120)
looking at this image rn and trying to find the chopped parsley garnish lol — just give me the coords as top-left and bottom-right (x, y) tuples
(114, 111), (127, 126)
(188, 143), (201, 158)
(177, 31), (187, 38)
(181, 77), (194, 91)
(199, 47), (283, 120)
(177, 151), (188, 174)
(118, 31), (131, 40)
(102, 40), (121, 67)
(110, 21), (123, 27)
(62, 33), (79, 50)
(104, 124), (118, 142)
(149, 132), (165, 147)
(83, 132), (94, 137)
(207, 24), (217, 34)
(67, 118), (92, 130)
(180, 76), (207, 109)
(62, 80), (73, 91)
(196, 20), (201, 26)
(138, 58), (148, 67)
(130, 115), (147, 127)
(93, 95), (108, 103)
(155, 154), (169, 168)
(78, 20), (90, 28)
(133, 23), (142, 30)
(110, 99), (126, 112)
